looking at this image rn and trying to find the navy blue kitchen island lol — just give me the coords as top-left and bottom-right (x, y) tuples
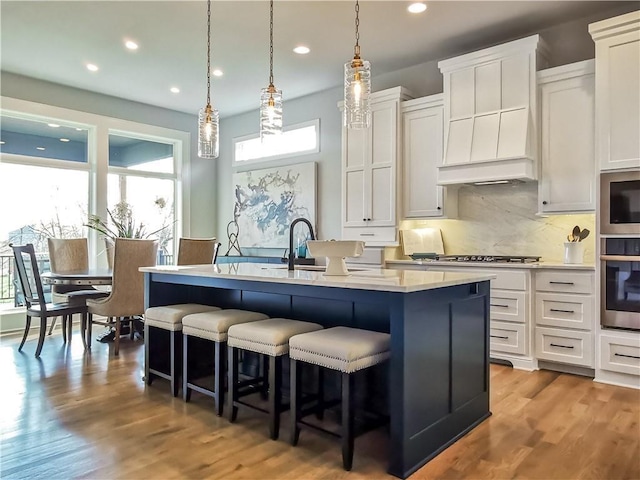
(141, 264), (493, 478)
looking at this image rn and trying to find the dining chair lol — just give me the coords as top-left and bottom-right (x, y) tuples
(47, 238), (110, 335)
(104, 237), (115, 270)
(176, 237), (220, 265)
(10, 243), (89, 357)
(86, 238), (158, 356)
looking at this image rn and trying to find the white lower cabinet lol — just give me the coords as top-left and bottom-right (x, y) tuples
(535, 327), (593, 367)
(534, 269), (595, 368)
(599, 333), (640, 377)
(535, 292), (593, 330)
(491, 321), (526, 355)
(388, 262), (598, 373)
(422, 265), (534, 369)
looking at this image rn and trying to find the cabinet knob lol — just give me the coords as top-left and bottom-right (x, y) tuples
(437, 206), (441, 210)
(367, 218), (372, 221)
(542, 201), (548, 205)
(362, 218), (366, 222)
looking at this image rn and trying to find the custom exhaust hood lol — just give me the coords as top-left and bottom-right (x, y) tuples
(437, 35), (549, 186)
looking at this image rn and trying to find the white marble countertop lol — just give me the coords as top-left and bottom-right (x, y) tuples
(140, 263), (495, 293)
(385, 259), (595, 270)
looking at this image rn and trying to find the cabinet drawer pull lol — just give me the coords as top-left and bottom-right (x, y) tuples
(549, 308), (575, 314)
(359, 233), (375, 237)
(549, 281), (574, 285)
(490, 335), (509, 340)
(550, 343), (574, 349)
(614, 353), (640, 360)
(491, 303), (510, 308)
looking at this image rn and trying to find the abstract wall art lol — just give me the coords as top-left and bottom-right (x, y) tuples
(232, 162), (316, 248)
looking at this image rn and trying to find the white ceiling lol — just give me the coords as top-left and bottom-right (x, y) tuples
(1, 1), (637, 119)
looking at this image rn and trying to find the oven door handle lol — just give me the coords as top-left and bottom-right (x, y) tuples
(600, 255), (640, 262)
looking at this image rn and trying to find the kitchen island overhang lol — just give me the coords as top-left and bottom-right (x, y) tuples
(141, 264), (494, 478)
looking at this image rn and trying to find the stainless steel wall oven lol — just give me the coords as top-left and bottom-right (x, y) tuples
(601, 238), (640, 330)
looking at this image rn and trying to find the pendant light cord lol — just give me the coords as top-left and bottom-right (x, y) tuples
(354, 0), (360, 58)
(269, 0), (274, 87)
(206, 0), (212, 106)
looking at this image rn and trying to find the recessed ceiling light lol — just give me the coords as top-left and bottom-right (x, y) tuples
(170, 87), (180, 93)
(0, 141), (5, 145)
(36, 147), (45, 151)
(60, 138), (70, 142)
(48, 123), (60, 128)
(408, 2), (427, 13)
(125, 40), (139, 50)
(76, 128), (83, 131)
(212, 69), (223, 77)
(293, 46), (310, 55)
(86, 63), (99, 72)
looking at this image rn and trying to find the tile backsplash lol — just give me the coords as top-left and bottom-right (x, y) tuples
(393, 182), (596, 264)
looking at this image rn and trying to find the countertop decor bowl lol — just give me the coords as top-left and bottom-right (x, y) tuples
(306, 240), (365, 276)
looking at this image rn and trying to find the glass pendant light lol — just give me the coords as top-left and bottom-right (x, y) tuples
(198, 0), (219, 159)
(260, 0), (283, 142)
(344, 0), (371, 129)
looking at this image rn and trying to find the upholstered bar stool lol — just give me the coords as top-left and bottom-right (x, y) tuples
(182, 309), (269, 415)
(144, 303), (221, 397)
(226, 318), (323, 440)
(288, 326), (391, 471)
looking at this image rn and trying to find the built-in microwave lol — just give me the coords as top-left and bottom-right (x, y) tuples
(600, 170), (640, 235)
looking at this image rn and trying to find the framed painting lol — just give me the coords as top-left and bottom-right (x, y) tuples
(233, 162), (316, 248)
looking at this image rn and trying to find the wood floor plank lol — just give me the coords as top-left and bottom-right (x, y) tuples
(1, 327), (639, 479)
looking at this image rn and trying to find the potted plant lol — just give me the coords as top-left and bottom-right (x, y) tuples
(86, 200), (174, 260)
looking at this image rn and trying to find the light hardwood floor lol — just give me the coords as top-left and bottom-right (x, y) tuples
(1, 326), (639, 479)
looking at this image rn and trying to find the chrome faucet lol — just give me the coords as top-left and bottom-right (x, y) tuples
(288, 218), (316, 270)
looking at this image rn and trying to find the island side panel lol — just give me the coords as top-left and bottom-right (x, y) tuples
(387, 280), (491, 479)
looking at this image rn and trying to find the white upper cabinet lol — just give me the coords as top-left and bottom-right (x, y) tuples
(340, 87), (413, 246)
(538, 60), (596, 213)
(590, 11), (640, 171)
(437, 35), (549, 185)
(402, 95), (457, 218)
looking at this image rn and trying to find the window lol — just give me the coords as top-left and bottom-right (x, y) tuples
(108, 133), (177, 260)
(233, 119), (319, 166)
(0, 98), (190, 310)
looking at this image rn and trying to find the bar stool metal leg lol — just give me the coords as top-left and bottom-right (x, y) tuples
(290, 358), (302, 446)
(182, 335), (191, 402)
(214, 341), (226, 416)
(228, 345), (239, 422)
(170, 330), (181, 397)
(316, 366), (325, 420)
(268, 355), (283, 440)
(341, 371), (355, 471)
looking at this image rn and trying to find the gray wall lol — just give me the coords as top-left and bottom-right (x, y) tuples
(216, 86), (343, 255)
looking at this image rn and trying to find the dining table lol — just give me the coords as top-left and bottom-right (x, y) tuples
(41, 269), (115, 342)
(41, 269), (113, 287)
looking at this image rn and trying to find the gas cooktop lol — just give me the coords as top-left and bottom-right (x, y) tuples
(410, 253), (541, 263)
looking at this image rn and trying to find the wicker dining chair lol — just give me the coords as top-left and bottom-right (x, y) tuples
(11, 243), (90, 357)
(86, 238), (158, 356)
